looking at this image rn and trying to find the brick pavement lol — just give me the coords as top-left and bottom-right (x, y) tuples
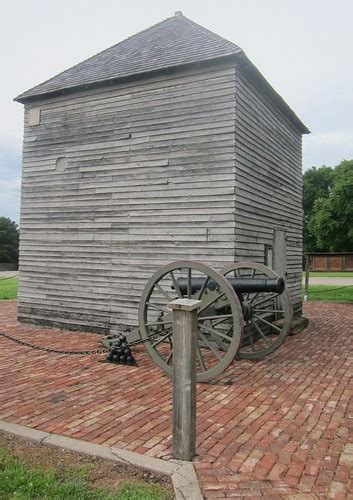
(0, 300), (352, 498)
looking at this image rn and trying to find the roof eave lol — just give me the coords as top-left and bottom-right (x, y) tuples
(236, 53), (310, 135)
(15, 51), (309, 135)
(14, 54), (238, 104)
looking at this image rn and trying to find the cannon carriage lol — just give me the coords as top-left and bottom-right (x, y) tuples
(106, 260), (293, 382)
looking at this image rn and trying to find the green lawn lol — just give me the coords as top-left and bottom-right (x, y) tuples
(0, 276), (18, 300)
(0, 445), (171, 499)
(305, 284), (353, 302)
(302, 271), (353, 277)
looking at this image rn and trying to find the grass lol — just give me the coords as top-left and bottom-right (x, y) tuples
(0, 276), (18, 300)
(302, 271), (353, 277)
(305, 284), (353, 302)
(0, 445), (171, 499)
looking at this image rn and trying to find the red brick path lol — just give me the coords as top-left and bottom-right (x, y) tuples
(0, 300), (352, 498)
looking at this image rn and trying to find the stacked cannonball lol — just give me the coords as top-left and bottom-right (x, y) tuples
(106, 334), (136, 365)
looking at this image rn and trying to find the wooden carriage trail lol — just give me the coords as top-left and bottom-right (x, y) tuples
(0, 299), (352, 498)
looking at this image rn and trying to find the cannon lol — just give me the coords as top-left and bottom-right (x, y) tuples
(105, 260), (293, 382)
(174, 276), (285, 295)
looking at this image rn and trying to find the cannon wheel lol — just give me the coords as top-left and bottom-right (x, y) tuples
(139, 261), (243, 383)
(220, 261), (293, 360)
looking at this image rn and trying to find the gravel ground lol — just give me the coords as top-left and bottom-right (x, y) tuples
(302, 276), (353, 285)
(0, 271), (18, 278)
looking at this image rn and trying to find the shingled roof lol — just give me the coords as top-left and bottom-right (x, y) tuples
(15, 12), (309, 133)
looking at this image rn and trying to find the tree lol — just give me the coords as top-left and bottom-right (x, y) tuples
(0, 217), (19, 264)
(309, 160), (353, 252)
(302, 165), (334, 253)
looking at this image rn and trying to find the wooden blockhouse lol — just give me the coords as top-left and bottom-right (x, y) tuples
(15, 12), (309, 333)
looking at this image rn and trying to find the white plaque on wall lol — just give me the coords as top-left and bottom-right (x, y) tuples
(28, 108), (41, 126)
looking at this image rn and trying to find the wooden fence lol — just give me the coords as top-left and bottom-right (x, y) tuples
(308, 253), (353, 272)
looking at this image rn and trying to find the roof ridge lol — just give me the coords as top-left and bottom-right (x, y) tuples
(178, 14), (242, 53)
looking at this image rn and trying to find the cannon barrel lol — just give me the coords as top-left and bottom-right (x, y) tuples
(175, 276), (285, 295)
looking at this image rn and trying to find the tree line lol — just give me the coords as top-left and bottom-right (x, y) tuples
(303, 159), (353, 254)
(0, 217), (19, 264)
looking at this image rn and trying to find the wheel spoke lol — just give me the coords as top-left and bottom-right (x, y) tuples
(199, 322), (233, 342)
(146, 302), (170, 314)
(212, 316), (233, 327)
(196, 341), (207, 371)
(198, 292), (225, 314)
(198, 314), (232, 322)
(197, 330), (222, 361)
(252, 293), (279, 308)
(169, 271), (183, 298)
(249, 292), (259, 304)
(187, 268), (192, 299)
(155, 283), (174, 302)
(151, 330), (172, 347)
(250, 319), (271, 346)
(253, 315), (282, 333)
(145, 320), (173, 327)
(252, 309), (285, 314)
(196, 275), (210, 300)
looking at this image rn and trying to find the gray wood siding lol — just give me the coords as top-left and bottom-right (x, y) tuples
(234, 68), (303, 314)
(18, 63), (237, 331)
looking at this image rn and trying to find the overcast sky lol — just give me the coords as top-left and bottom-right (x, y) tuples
(1, 0), (353, 223)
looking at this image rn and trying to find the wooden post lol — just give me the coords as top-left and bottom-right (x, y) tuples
(304, 255), (310, 302)
(168, 298), (201, 461)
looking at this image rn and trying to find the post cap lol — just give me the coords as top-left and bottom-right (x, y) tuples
(168, 298), (202, 311)
(174, 11), (183, 16)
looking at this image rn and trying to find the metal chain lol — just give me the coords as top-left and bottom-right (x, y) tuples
(0, 332), (108, 355)
(125, 331), (169, 346)
(0, 330), (169, 356)
(106, 331), (170, 349)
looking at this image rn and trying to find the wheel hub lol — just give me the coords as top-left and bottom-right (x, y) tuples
(242, 301), (253, 321)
